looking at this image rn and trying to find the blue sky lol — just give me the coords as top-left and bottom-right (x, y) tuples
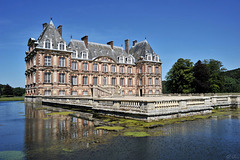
(0, 0), (240, 87)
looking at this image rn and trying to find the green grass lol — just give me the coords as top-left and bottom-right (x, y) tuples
(0, 96), (24, 101)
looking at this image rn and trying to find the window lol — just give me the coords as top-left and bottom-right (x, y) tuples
(103, 64), (107, 72)
(122, 90), (124, 95)
(33, 55), (36, 65)
(33, 72), (36, 83)
(155, 67), (159, 73)
(119, 57), (123, 63)
(72, 62), (77, 70)
(128, 67), (132, 73)
(127, 58), (132, 64)
(148, 78), (152, 85)
(149, 90), (152, 94)
(139, 66), (142, 73)
(148, 55), (152, 61)
(112, 65), (116, 72)
(93, 77), (97, 85)
(148, 66), (151, 73)
(112, 78), (116, 85)
(44, 72), (51, 83)
(44, 56), (51, 66)
(103, 77), (107, 85)
(120, 78), (124, 86)
(156, 78), (159, 85)
(139, 78), (142, 86)
(129, 90), (132, 95)
(83, 63), (88, 71)
(59, 90), (65, 96)
(83, 76), (88, 85)
(72, 76), (77, 85)
(59, 73), (65, 83)
(120, 66), (124, 73)
(83, 91), (88, 95)
(59, 57), (65, 67)
(45, 39), (50, 49)
(72, 91), (77, 96)
(156, 90), (160, 94)
(72, 50), (76, 58)
(83, 52), (87, 59)
(125, 58), (128, 63)
(78, 52), (82, 58)
(93, 63), (98, 71)
(44, 90), (51, 96)
(128, 78), (132, 86)
(59, 42), (64, 50)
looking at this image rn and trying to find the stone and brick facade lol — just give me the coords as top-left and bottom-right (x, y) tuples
(25, 19), (162, 97)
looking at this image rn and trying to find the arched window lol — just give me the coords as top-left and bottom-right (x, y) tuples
(45, 39), (50, 49)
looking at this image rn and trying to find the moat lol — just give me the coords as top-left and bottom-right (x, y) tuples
(0, 101), (240, 160)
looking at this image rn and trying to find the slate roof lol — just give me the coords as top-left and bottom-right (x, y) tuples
(37, 20), (66, 50)
(30, 19), (159, 64)
(129, 40), (158, 61)
(68, 39), (133, 63)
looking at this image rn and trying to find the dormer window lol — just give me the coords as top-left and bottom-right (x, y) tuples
(125, 58), (127, 63)
(147, 55), (152, 61)
(45, 39), (50, 49)
(78, 52), (82, 58)
(127, 57), (132, 64)
(59, 41), (64, 50)
(82, 52), (88, 59)
(72, 50), (76, 58)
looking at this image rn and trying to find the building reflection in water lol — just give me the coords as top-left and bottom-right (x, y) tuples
(24, 103), (109, 158)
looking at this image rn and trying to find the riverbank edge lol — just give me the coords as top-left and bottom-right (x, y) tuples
(0, 97), (24, 101)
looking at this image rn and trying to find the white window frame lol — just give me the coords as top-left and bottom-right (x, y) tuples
(93, 77), (97, 85)
(59, 57), (65, 67)
(59, 42), (65, 50)
(103, 77), (107, 85)
(112, 77), (116, 85)
(59, 73), (65, 83)
(120, 66), (124, 73)
(128, 78), (132, 86)
(44, 56), (51, 66)
(148, 66), (151, 73)
(148, 78), (152, 85)
(72, 62), (77, 70)
(44, 72), (51, 83)
(83, 76), (88, 85)
(120, 78), (124, 86)
(72, 76), (77, 85)
(83, 63), (88, 71)
(103, 64), (107, 72)
(112, 65), (116, 72)
(72, 50), (77, 58)
(93, 63), (98, 71)
(44, 90), (51, 96)
(128, 67), (132, 73)
(59, 90), (65, 96)
(45, 39), (50, 49)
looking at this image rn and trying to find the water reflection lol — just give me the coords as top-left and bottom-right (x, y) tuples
(24, 103), (110, 159)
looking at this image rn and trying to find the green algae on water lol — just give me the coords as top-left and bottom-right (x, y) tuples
(46, 112), (73, 116)
(95, 126), (124, 131)
(124, 132), (150, 137)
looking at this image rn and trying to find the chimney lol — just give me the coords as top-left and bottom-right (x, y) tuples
(57, 25), (62, 36)
(133, 40), (137, 46)
(42, 23), (47, 30)
(107, 41), (113, 49)
(81, 35), (88, 48)
(125, 39), (129, 54)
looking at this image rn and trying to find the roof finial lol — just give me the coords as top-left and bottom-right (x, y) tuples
(71, 35), (72, 39)
(145, 35), (147, 40)
(51, 16), (52, 20)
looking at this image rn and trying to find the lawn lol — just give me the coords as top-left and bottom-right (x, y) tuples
(0, 97), (24, 101)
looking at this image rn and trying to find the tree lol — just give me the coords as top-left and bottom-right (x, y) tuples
(3, 84), (13, 96)
(166, 58), (194, 93)
(204, 59), (225, 93)
(192, 60), (210, 93)
(13, 87), (25, 96)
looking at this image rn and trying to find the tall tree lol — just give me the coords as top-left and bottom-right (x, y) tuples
(3, 84), (13, 96)
(166, 58), (194, 93)
(204, 59), (225, 93)
(13, 87), (25, 96)
(192, 60), (210, 93)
